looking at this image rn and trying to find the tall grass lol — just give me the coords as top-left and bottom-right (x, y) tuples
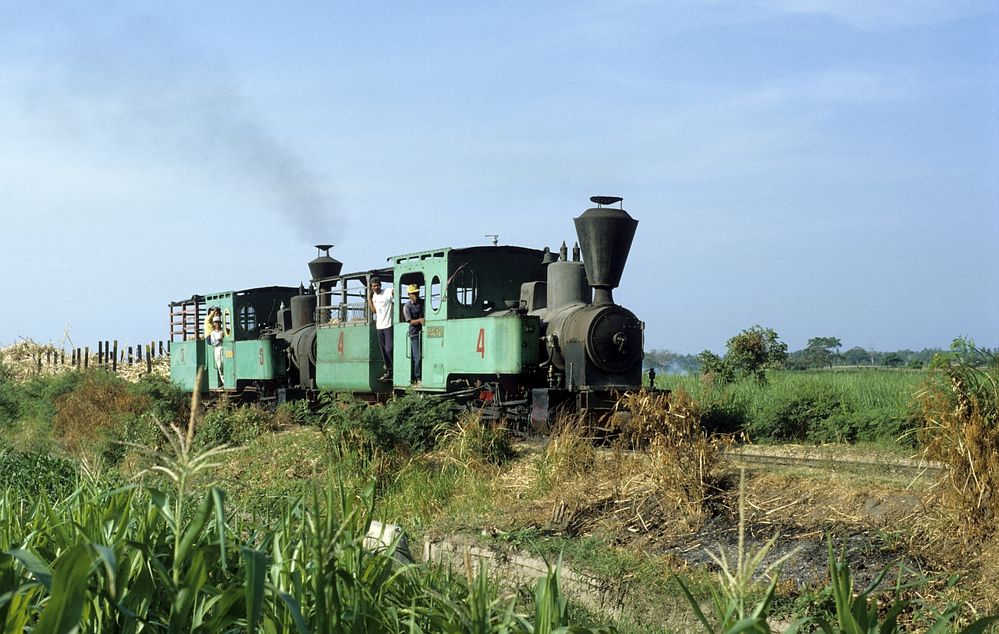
(0, 449), (79, 498)
(919, 341), (999, 537)
(660, 370), (925, 445)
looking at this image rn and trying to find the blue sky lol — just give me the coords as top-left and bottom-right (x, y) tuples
(1, 1), (996, 354)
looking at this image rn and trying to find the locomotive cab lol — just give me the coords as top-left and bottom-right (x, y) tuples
(388, 246), (547, 402)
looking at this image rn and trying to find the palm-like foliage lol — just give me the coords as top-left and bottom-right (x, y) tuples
(0, 417), (612, 633)
(676, 470), (792, 634)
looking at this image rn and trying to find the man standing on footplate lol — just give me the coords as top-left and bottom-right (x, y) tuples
(369, 277), (394, 381)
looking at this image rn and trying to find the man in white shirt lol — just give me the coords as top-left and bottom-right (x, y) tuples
(368, 277), (394, 381)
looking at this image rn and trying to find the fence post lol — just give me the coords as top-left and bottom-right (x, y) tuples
(159, 341), (164, 356)
(146, 345), (153, 374)
(84, 347), (90, 369)
(112, 341), (118, 373)
(128, 346), (133, 365)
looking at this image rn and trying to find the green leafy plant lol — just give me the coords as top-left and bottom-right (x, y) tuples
(0, 449), (78, 498)
(676, 470), (794, 633)
(321, 391), (455, 453)
(196, 402), (280, 448)
(806, 537), (999, 634)
(0, 431), (615, 632)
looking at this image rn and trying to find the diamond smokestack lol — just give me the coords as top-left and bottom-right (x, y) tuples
(309, 244), (343, 280)
(309, 244), (343, 316)
(573, 196), (638, 305)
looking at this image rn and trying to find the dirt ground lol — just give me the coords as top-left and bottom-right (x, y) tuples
(457, 438), (995, 623)
(661, 468), (928, 588)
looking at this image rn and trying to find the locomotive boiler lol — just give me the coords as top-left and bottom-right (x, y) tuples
(167, 196), (645, 424)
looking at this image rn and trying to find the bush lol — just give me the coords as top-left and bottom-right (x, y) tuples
(1, 370), (87, 431)
(196, 403), (281, 448)
(321, 392), (455, 453)
(0, 370), (189, 463)
(849, 409), (921, 447)
(694, 385), (749, 435)
(749, 383), (847, 443)
(52, 372), (151, 459)
(126, 375), (188, 424)
(746, 381), (921, 445)
(0, 371), (95, 454)
(0, 362), (18, 426)
(663, 371), (924, 445)
(0, 449), (78, 498)
(275, 399), (323, 427)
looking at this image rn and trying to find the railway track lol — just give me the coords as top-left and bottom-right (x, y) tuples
(721, 445), (944, 478)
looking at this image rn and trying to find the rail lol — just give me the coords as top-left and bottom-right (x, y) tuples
(722, 445), (944, 477)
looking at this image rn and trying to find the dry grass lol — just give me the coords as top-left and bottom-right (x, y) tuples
(912, 348), (999, 610)
(624, 389), (728, 526)
(493, 389), (728, 540)
(0, 338), (169, 382)
(436, 411), (515, 472)
(0, 339), (68, 380)
(919, 363), (999, 538)
(535, 416), (597, 488)
(52, 374), (149, 457)
(740, 471), (924, 532)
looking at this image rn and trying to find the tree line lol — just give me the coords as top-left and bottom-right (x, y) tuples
(645, 328), (989, 379)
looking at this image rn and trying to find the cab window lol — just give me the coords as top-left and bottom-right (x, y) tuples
(453, 267), (477, 306)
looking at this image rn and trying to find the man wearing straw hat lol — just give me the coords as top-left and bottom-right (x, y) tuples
(402, 283), (425, 386)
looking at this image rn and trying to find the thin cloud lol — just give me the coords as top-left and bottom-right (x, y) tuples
(733, 71), (898, 107)
(758, 0), (993, 30)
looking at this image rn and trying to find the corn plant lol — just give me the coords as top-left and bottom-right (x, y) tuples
(676, 470), (794, 634)
(0, 423), (614, 632)
(805, 537), (999, 634)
